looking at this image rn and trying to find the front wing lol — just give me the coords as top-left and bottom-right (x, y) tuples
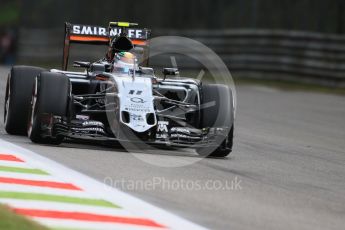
(38, 114), (230, 148)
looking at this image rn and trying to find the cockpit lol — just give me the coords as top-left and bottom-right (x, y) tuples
(112, 52), (138, 74)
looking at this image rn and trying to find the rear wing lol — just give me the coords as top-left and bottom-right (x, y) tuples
(63, 22), (151, 70)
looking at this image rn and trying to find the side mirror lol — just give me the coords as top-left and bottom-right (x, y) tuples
(73, 61), (91, 68)
(163, 68), (179, 80)
(140, 67), (155, 75)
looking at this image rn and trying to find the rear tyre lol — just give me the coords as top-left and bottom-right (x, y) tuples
(196, 84), (234, 158)
(4, 66), (45, 135)
(28, 72), (70, 145)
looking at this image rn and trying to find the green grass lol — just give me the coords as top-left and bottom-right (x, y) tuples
(0, 2), (20, 26)
(0, 204), (48, 230)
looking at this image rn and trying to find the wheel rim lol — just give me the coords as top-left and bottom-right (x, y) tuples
(4, 76), (10, 125)
(28, 78), (38, 137)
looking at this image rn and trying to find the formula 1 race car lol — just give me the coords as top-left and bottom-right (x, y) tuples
(3, 22), (234, 157)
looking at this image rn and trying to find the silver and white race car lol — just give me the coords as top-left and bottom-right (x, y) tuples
(3, 22), (234, 157)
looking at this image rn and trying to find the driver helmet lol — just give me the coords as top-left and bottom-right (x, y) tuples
(113, 52), (138, 73)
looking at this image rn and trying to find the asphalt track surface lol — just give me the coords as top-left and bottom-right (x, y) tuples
(1, 66), (345, 230)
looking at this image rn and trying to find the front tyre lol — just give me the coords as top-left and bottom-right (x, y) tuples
(28, 72), (70, 145)
(4, 66), (45, 135)
(196, 84), (234, 158)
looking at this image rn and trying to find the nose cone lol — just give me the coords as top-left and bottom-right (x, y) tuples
(115, 76), (156, 132)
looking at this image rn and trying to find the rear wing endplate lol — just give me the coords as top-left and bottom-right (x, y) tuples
(63, 22), (151, 70)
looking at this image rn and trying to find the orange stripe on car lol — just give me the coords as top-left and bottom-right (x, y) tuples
(70, 35), (109, 42)
(69, 36), (147, 45)
(132, 39), (147, 45)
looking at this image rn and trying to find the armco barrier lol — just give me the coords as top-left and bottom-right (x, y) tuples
(17, 28), (345, 86)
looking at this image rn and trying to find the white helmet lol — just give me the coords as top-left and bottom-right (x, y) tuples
(113, 52), (137, 73)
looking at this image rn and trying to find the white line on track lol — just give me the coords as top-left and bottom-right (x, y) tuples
(0, 171), (62, 181)
(0, 184), (96, 198)
(0, 160), (27, 167)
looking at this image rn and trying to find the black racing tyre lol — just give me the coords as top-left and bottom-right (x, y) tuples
(28, 72), (70, 145)
(196, 84), (234, 158)
(4, 66), (45, 135)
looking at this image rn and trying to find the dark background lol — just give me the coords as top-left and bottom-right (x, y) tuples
(9, 0), (345, 33)
(1, 0), (345, 86)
